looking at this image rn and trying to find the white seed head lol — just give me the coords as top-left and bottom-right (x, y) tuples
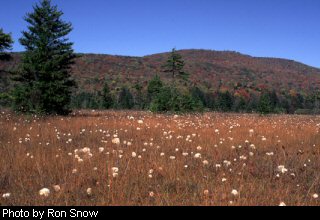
(313, 194), (319, 199)
(202, 160), (209, 165)
(86, 188), (92, 195)
(53, 185), (61, 192)
(279, 202), (286, 206)
(111, 167), (119, 173)
(231, 189), (239, 196)
(112, 138), (120, 145)
(2, 193), (11, 198)
(39, 188), (50, 197)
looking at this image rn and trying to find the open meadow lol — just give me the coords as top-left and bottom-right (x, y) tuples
(0, 110), (320, 206)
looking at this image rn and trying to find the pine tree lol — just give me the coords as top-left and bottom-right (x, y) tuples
(118, 87), (134, 109)
(0, 29), (14, 105)
(258, 92), (272, 115)
(217, 91), (233, 111)
(247, 93), (259, 112)
(204, 92), (215, 109)
(147, 75), (163, 102)
(150, 86), (177, 112)
(101, 81), (113, 109)
(134, 83), (144, 109)
(12, 0), (76, 115)
(269, 90), (279, 109)
(0, 28), (14, 60)
(233, 96), (247, 112)
(190, 86), (206, 107)
(163, 48), (189, 84)
(314, 91), (320, 113)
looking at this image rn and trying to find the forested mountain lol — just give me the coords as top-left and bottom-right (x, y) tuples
(1, 49), (320, 113)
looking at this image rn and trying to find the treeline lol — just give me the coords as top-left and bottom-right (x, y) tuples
(70, 76), (320, 115)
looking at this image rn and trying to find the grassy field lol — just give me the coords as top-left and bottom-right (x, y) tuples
(0, 110), (319, 206)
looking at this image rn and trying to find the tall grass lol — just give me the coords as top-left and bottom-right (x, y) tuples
(0, 110), (319, 206)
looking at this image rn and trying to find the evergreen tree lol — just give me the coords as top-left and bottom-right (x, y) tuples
(233, 96), (247, 112)
(0, 28), (13, 60)
(178, 93), (203, 112)
(118, 87), (134, 109)
(217, 91), (233, 111)
(279, 95), (291, 114)
(258, 92), (272, 115)
(246, 93), (259, 112)
(134, 83), (144, 109)
(204, 92), (215, 109)
(150, 86), (174, 112)
(12, 0), (76, 115)
(314, 91), (320, 113)
(269, 90), (279, 109)
(163, 48), (189, 84)
(147, 74), (163, 102)
(190, 86), (206, 107)
(101, 81), (113, 109)
(290, 93), (304, 110)
(0, 29), (14, 106)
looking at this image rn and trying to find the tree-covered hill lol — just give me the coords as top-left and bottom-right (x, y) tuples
(1, 49), (320, 94)
(1, 49), (320, 113)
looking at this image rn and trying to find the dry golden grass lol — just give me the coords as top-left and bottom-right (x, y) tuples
(0, 110), (320, 206)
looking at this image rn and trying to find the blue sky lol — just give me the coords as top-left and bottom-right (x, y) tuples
(1, 0), (319, 67)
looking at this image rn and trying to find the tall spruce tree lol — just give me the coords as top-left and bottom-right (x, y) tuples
(0, 28), (14, 60)
(163, 48), (189, 84)
(13, 0), (76, 114)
